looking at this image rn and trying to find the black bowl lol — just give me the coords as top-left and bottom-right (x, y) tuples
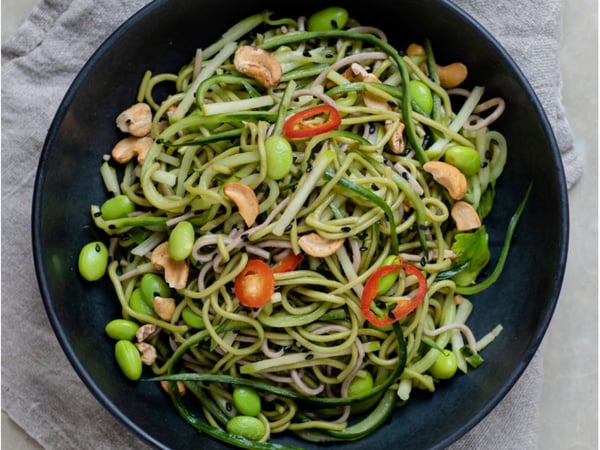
(32, 1), (569, 449)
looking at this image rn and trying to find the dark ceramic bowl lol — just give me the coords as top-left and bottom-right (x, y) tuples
(32, 1), (569, 449)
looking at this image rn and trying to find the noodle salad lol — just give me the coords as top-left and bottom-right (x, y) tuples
(77, 7), (529, 449)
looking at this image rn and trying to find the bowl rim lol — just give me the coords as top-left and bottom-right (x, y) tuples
(32, 1), (570, 448)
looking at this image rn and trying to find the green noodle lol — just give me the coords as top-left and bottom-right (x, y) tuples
(91, 10), (511, 448)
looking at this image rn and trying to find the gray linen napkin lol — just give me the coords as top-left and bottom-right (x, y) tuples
(1, 1), (582, 449)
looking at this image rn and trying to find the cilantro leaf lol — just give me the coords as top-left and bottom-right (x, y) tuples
(451, 226), (490, 286)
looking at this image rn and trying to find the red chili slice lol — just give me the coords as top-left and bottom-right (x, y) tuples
(283, 104), (342, 138)
(360, 263), (427, 327)
(272, 253), (304, 273)
(234, 259), (275, 308)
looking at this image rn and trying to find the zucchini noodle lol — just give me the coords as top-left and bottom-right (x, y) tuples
(89, 9), (513, 448)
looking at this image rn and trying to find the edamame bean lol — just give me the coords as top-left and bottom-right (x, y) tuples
(265, 135), (293, 180)
(307, 7), (349, 31)
(129, 287), (157, 316)
(100, 194), (135, 220)
(444, 145), (481, 176)
(409, 80), (433, 116)
(78, 241), (108, 281)
(348, 372), (374, 397)
(168, 220), (195, 260)
(182, 307), (206, 329)
(232, 386), (262, 417)
(114, 340), (142, 381)
(429, 349), (458, 379)
(105, 319), (140, 341)
(377, 255), (401, 294)
(140, 273), (171, 307)
(226, 416), (266, 441)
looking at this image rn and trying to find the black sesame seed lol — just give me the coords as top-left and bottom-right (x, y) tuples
(480, 161), (489, 168)
(184, 205), (192, 213)
(241, 233), (249, 241)
(225, 402), (232, 412)
(108, 224), (116, 230)
(341, 226), (351, 232)
(284, 223), (293, 232)
(292, 183), (298, 192)
(420, 256), (427, 266)
(305, 354), (315, 360)
(306, 164), (313, 173)
(95, 243), (101, 252)
(383, 157), (389, 164)
(360, 246), (368, 252)
(325, 53), (334, 58)
(387, 100), (398, 108)
(369, 124), (376, 134)
(240, 246), (247, 253)
(93, 211), (102, 217)
(418, 224), (429, 231)
(303, 49), (311, 57)
(401, 172), (410, 180)
(330, 19), (338, 28)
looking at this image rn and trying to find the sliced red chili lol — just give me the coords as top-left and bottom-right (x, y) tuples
(283, 104), (342, 139)
(360, 263), (427, 327)
(272, 253), (304, 273)
(234, 259), (275, 308)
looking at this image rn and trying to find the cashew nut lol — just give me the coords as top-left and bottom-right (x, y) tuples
(160, 380), (186, 396)
(116, 103), (152, 137)
(111, 136), (153, 165)
(406, 43), (426, 58)
(150, 241), (189, 289)
(298, 233), (345, 257)
(136, 323), (159, 342)
(451, 201), (482, 231)
(223, 182), (259, 227)
(437, 62), (468, 89)
(153, 296), (176, 321)
(348, 63), (392, 111)
(385, 120), (405, 154)
(135, 342), (157, 365)
(423, 160), (468, 200)
(233, 45), (282, 89)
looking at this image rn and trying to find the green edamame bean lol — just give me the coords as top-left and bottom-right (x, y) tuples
(140, 273), (171, 307)
(78, 241), (108, 281)
(168, 220), (195, 261)
(348, 371), (374, 397)
(377, 255), (401, 294)
(307, 7), (349, 31)
(129, 287), (157, 316)
(114, 340), (142, 381)
(409, 80), (433, 116)
(232, 386), (262, 417)
(182, 307), (206, 329)
(105, 319), (140, 341)
(429, 349), (458, 380)
(444, 145), (481, 176)
(226, 416), (266, 441)
(100, 195), (135, 220)
(265, 135), (293, 180)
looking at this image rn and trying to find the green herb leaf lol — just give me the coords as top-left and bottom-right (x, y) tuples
(478, 182), (496, 219)
(451, 226), (490, 286)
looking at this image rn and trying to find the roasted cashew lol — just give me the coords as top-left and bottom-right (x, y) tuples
(135, 323), (159, 342)
(111, 136), (153, 165)
(150, 241), (189, 289)
(298, 233), (345, 257)
(152, 296), (176, 321)
(437, 62), (468, 89)
(423, 160), (468, 200)
(348, 63), (392, 111)
(385, 120), (405, 154)
(233, 45), (282, 89)
(135, 342), (157, 365)
(451, 201), (482, 231)
(223, 182), (259, 227)
(116, 103), (152, 137)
